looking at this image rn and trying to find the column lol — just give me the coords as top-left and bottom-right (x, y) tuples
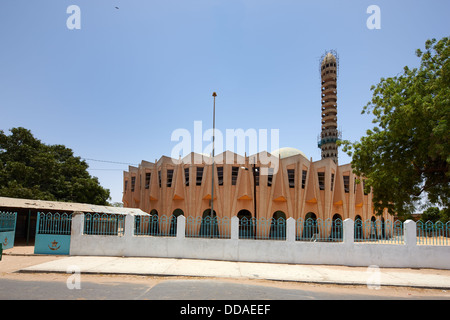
(343, 218), (354, 245)
(177, 215), (186, 239)
(286, 218), (296, 242)
(404, 220), (416, 247)
(231, 216), (239, 240)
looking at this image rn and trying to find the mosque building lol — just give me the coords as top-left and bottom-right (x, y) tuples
(122, 52), (392, 236)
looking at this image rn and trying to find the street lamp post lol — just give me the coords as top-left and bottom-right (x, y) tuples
(210, 92), (217, 227)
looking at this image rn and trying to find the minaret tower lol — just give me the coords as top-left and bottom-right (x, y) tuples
(318, 50), (341, 164)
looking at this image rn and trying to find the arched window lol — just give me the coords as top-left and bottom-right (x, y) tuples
(354, 215), (363, 240)
(330, 214), (343, 240)
(148, 209), (159, 236)
(199, 209), (219, 238)
(169, 209), (184, 236)
(381, 217), (386, 239)
(237, 209), (254, 239)
(303, 212), (318, 240)
(370, 216), (378, 240)
(269, 211), (286, 240)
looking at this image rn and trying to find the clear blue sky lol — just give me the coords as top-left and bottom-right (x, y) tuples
(0, 0), (448, 204)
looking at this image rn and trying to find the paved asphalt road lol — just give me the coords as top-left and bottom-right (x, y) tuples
(0, 278), (446, 300)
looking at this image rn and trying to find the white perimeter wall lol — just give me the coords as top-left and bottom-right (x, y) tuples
(69, 213), (450, 270)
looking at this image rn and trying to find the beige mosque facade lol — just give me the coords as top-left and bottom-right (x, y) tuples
(122, 52), (392, 227)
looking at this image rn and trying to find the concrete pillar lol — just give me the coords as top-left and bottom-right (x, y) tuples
(231, 216), (239, 240)
(71, 211), (84, 236)
(404, 219), (416, 247)
(286, 217), (296, 242)
(124, 214), (134, 237)
(177, 215), (186, 239)
(69, 211), (84, 255)
(343, 218), (354, 245)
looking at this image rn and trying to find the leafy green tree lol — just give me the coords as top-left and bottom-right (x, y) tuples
(340, 37), (450, 218)
(420, 207), (450, 223)
(420, 207), (441, 223)
(0, 127), (111, 205)
(111, 202), (124, 207)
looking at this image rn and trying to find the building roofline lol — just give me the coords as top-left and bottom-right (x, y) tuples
(0, 196), (148, 216)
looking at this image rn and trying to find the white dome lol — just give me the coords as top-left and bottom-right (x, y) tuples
(271, 147), (307, 160)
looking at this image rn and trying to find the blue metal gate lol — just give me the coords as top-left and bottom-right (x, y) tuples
(0, 211), (17, 249)
(34, 212), (72, 255)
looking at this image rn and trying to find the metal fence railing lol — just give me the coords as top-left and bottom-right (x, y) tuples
(77, 212), (450, 246)
(239, 217), (287, 240)
(238, 217), (256, 239)
(37, 212), (72, 235)
(84, 213), (125, 236)
(296, 218), (343, 242)
(134, 214), (177, 237)
(0, 211), (17, 232)
(354, 219), (404, 244)
(416, 221), (450, 246)
(185, 215), (231, 239)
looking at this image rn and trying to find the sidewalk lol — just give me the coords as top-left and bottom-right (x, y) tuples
(4, 246), (450, 289)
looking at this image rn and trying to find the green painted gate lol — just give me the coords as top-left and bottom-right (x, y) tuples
(0, 211), (17, 249)
(34, 212), (72, 255)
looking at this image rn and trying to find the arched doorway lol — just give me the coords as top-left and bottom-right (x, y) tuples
(148, 209), (159, 236)
(381, 217), (386, 239)
(237, 209), (254, 239)
(369, 216), (378, 240)
(303, 212), (318, 240)
(199, 209), (219, 238)
(269, 211), (286, 240)
(330, 213), (343, 240)
(169, 209), (184, 236)
(354, 215), (363, 241)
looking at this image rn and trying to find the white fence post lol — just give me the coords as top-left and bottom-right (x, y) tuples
(124, 214), (134, 237)
(231, 216), (239, 240)
(286, 218), (296, 242)
(343, 218), (354, 245)
(69, 211), (84, 255)
(404, 219), (416, 247)
(71, 211), (84, 236)
(177, 215), (186, 239)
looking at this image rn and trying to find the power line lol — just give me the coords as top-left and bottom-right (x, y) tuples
(82, 158), (138, 166)
(87, 168), (126, 171)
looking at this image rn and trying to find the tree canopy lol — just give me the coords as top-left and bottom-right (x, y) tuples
(420, 207), (449, 223)
(0, 127), (111, 205)
(340, 37), (450, 218)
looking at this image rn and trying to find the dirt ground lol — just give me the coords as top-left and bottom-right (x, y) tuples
(1, 248), (449, 299)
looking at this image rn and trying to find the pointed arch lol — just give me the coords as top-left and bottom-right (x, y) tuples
(199, 209), (219, 238)
(237, 209), (254, 239)
(303, 212), (318, 239)
(269, 211), (286, 240)
(148, 209), (159, 236)
(381, 216), (386, 239)
(370, 216), (378, 240)
(354, 214), (363, 240)
(169, 208), (184, 236)
(330, 213), (343, 240)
